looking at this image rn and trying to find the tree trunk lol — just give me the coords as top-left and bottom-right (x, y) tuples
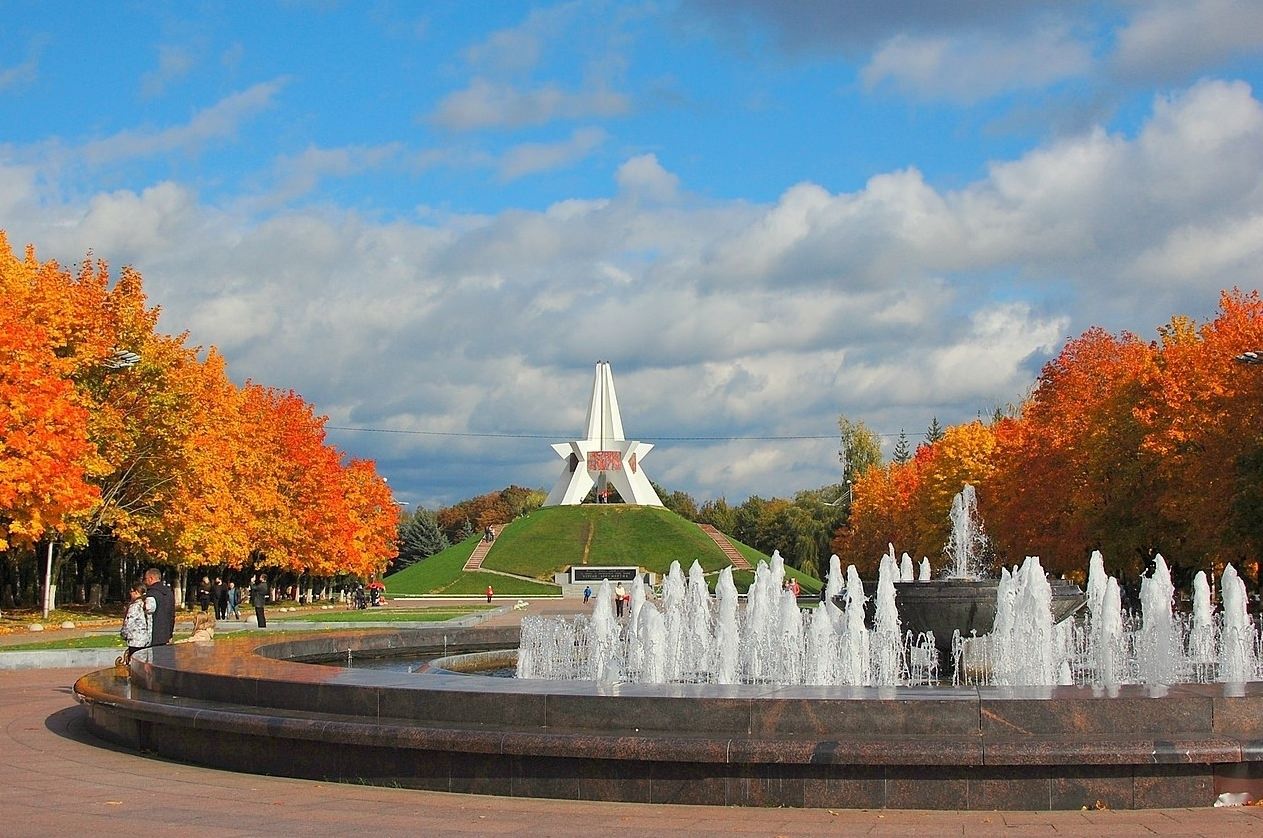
(176, 567), (188, 610)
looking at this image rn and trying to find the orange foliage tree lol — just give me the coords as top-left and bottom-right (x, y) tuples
(841, 291), (1263, 590)
(0, 232), (398, 610)
(985, 327), (1158, 579)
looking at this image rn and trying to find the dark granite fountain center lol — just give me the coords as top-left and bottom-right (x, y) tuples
(73, 624), (1263, 810)
(895, 577), (1087, 652)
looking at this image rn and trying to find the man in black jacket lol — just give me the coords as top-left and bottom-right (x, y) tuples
(250, 574), (269, 628)
(143, 567), (176, 646)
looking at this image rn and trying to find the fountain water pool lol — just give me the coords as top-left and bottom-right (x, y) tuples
(518, 551), (1262, 688)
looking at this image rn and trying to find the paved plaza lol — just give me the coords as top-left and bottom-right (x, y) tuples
(1, 600), (1262, 836)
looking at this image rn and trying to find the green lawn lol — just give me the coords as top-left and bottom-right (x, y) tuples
(0, 634), (127, 651)
(385, 535), (562, 596)
(484, 506), (737, 579)
(384, 506), (821, 597)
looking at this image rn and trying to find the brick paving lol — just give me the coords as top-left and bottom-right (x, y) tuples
(3, 598), (1263, 835)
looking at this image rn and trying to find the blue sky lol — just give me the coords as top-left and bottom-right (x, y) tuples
(4, 1), (1263, 509)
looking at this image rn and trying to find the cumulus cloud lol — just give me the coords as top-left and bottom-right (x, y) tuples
(615, 154), (679, 202)
(6, 79), (1263, 504)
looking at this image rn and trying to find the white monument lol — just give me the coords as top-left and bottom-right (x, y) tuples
(543, 361), (664, 507)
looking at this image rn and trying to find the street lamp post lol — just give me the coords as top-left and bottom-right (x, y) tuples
(827, 480), (854, 507)
(43, 348), (141, 621)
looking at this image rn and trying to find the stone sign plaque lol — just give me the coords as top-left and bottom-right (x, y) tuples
(571, 566), (639, 583)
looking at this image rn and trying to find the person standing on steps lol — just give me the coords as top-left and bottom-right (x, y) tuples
(251, 573), (270, 628)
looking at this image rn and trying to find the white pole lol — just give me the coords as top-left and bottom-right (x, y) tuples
(43, 540), (55, 620)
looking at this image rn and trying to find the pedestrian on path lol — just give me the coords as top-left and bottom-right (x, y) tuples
(251, 574), (269, 627)
(486, 584), (494, 604)
(583, 585), (592, 604)
(143, 567), (175, 646)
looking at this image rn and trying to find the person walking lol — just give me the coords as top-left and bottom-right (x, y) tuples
(226, 581), (240, 620)
(196, 576), (212, 613)
(119, 580), (154, 662)
(614, 582), (627, 618)
(250, 574), (269, 628)
(143, 568), (175, 646)
(583, 585), (592, 604)
(485, 584), (494, 604)
(214, 577), (228, 620)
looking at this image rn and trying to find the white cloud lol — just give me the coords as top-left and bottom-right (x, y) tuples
(7, 79), (1263, 504)
(862, 27), (1092, 102)
(1113, 0), (1263, 81)
(0, 52), (40, 91)
(459, 2), (586, 74)
(140, 45), (197, 98)
(82, 79), (287, 164)
(498, 127), (607, 180)
(266, 143), (404, 204)
(615, 154), (680, 203)
(427, 78), (628, 131)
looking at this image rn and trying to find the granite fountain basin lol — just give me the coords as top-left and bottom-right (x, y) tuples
(73, 624), (1263, 810)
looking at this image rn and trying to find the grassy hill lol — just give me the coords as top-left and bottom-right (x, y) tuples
(385, 535), (563, 597)
(486, 505), (735, 578)
(386, 505), (822, 596)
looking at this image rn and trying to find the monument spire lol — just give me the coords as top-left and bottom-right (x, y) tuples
(542, 361), (664, 507)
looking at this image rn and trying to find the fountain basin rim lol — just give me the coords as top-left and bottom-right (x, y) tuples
(71, 625), (1263, 810)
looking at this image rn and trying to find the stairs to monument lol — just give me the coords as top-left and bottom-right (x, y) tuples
(697, 524), (752, 571)
(462, 538), (493, 571)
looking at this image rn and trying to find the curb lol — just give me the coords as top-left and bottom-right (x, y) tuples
(0, 648), (124, 670)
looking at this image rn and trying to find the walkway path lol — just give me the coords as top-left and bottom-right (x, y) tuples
(5, 601), (1262, 835)
(698, 523), (752, 570)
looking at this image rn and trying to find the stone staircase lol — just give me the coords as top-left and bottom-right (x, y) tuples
(462, 538), (494, 571)
(697, 524), (752, 571)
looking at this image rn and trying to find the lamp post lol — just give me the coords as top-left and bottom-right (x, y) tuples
(43, 348), (141, 620)
(1231, 350), (1261, 600)
(827, 480), (854, 507)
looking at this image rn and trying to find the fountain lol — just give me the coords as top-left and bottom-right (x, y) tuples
(72, 482), (1263, 810)
(893, 485), (1086, 657)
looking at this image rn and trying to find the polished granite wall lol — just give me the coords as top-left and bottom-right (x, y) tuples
(73, 627), (1263, 810)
